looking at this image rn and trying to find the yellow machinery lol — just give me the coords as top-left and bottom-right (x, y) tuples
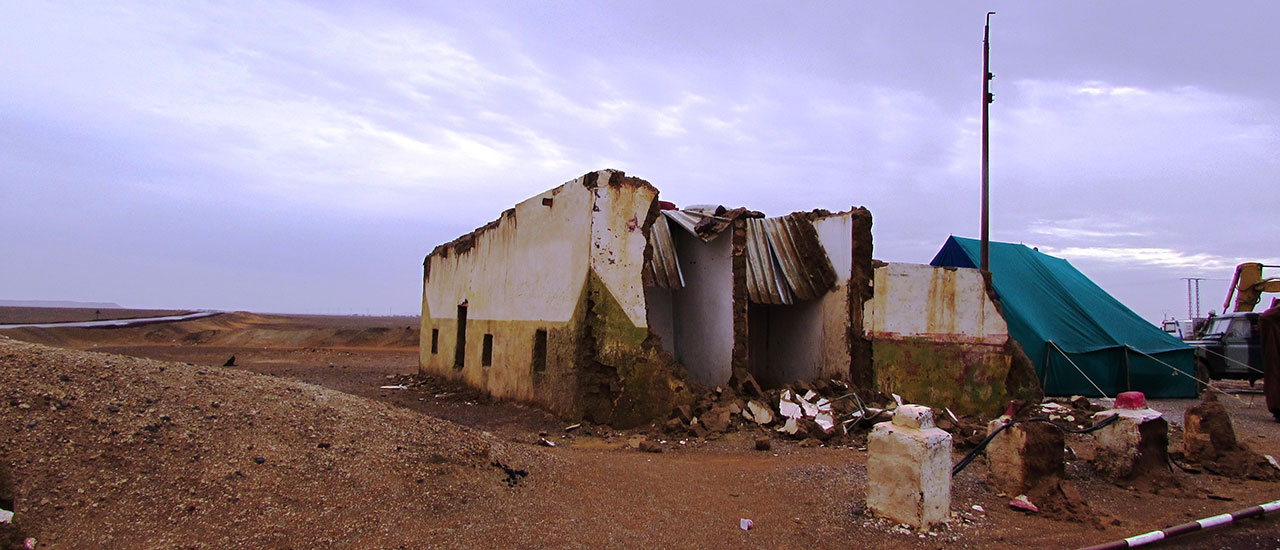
(1224, 262), (1280, 313)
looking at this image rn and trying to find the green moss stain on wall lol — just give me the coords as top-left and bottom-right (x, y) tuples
(874, 338), (1011, 416)
(580, 268), (692, 428)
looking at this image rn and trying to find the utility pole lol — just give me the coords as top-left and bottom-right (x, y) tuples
(1182, 277), (1205, 319)
(981, 12), (995, 272)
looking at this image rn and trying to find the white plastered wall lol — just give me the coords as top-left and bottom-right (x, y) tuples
(863, 262), (1008, 344)
(669, 229), (735, 385)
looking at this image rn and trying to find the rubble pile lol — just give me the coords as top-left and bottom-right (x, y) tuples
(1181, 393), (1280, 481)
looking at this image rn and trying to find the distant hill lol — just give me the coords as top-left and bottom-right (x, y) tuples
(0, 299), (123, 309)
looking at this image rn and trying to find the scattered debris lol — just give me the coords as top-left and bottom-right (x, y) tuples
(379, 385), (408, 390)
(537, 438), (556, 447)
(1009, 494), (1039, 513)
(0, 508), (12, 524)
(565, 423), (581, 432)
(491, 461), (528, 487)
(739, 518), (753, 531)
(970, 504), (984, 513)
(746, 401), (773, 425)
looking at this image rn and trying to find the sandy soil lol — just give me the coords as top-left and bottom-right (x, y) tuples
(3, 312), (1280, 549)
(0, 308), (193, 325)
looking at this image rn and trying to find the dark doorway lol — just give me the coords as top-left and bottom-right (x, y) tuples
(455, 303), (468, 369)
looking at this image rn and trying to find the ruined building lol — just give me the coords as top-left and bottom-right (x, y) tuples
(420, 170), (1036, 427)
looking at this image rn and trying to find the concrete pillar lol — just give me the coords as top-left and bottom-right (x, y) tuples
(984, 418), (1064, 494)
(1092, 391), (1169, 481)
(867, 405), (952, 529)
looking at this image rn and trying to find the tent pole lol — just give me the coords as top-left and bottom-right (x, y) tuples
(1124, 346), (1132, 391)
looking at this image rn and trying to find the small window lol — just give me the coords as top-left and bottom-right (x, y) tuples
(532, 329), (548, 373)
(430, 329), (439, 354)
(482, 334), (494, 367)
(542, 197), (553, 207)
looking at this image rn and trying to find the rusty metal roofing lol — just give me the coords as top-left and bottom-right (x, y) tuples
(661, 207), (732, 242)
(745, 214), (838, 305)
(643, 215), (684, 289)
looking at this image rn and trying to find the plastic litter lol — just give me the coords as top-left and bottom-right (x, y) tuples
(0, 508), (13, 524)
(739, 518), (754, 530)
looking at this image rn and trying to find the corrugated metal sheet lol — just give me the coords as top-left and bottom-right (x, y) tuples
(745, 218), (794, 304)
(643, 216), (684, 289)
(745, 214), (838, 305)
(662, 208), (732, 242)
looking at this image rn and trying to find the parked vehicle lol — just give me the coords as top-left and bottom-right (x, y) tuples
(1187, 312), (1262, 381)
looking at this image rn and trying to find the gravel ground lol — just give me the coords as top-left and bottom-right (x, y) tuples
(4, 319), (1280, 549)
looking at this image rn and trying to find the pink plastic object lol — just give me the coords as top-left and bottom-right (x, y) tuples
(739, 518), (753, 530)
(1115, 391), (1147, 410)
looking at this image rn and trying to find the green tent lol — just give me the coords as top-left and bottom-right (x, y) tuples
(931, 236), (1197, 398)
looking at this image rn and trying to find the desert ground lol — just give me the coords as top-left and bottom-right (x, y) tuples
(2, 309), (1280, 549)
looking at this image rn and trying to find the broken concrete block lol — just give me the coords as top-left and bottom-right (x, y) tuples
(747, 400), (774, 425)
(777, 417), (799, 435)
(814, 412), (836, 433)
(1091, 392), (1168, 481)
(984, 419), (1064, 495)
(892, 404), (936, 430)
(778, 394), (803, 420)
(867, 405), (952, 530)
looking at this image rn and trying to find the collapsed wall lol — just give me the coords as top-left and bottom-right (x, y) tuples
(863, 262), (1035, 415)
(420, 170), (690, 427)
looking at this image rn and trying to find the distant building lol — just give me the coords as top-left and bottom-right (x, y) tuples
(420, 170), (1034, 426)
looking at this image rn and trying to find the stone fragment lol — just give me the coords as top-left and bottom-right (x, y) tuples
(867, 405), (952, 530)
(984, 419), (1064, 495)
(1092, 397), (1168, 481)
(702, 406), (732, 434)
(638, 440), (663, 453)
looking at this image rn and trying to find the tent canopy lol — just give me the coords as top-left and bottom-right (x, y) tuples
(931, 236), (1196, 398)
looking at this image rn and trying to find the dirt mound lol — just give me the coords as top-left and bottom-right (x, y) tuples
(1024, 478), (1102, 526)
(1183, 394), (1280, 480)
(0, 337), (503, 548)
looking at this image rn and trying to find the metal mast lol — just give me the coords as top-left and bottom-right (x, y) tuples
(981, 12), (995, 272)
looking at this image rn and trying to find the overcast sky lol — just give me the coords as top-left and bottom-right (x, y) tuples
(2, 1), (1277, 320)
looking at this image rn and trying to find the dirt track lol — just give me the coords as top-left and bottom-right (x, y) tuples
(3, 313), (1280, 548)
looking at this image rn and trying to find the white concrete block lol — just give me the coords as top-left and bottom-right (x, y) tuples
(1092, 408), (1169, 481)
(893, 405), (936, 430)
(867, 409), (952, 530)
